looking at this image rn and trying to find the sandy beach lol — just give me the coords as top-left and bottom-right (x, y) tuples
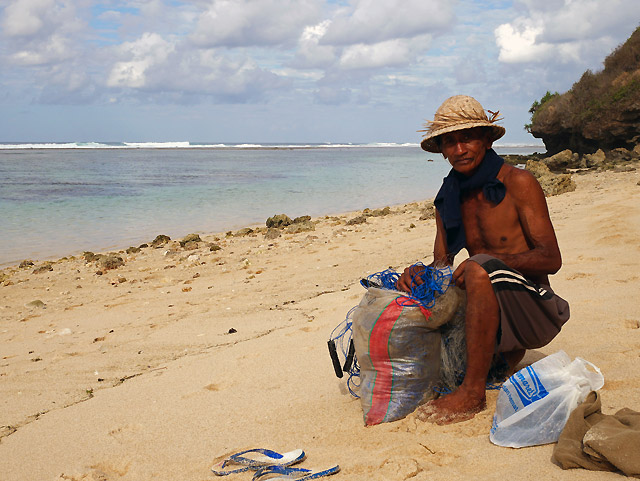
(1, 165), (639, 481)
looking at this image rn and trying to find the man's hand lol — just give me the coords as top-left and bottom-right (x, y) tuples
(452, 259), (467, 289)
(396, 264), (426, 293)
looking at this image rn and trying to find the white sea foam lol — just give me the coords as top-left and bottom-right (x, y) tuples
(123, 141), (192, 148)
(0, 141), (431, 150)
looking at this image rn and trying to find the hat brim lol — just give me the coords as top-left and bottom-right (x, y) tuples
(420, 122), (506, 153)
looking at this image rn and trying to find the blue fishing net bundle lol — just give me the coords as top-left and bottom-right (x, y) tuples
(360, 262), (453, 310)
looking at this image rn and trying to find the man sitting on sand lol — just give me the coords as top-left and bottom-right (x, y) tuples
(397, 95), (570, 424)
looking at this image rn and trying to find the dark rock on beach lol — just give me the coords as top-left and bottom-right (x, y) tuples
(83, 251), (98, 262)
(19, 260), (35, 268)
(179, 234), (201, 248)
(286, 221), (315, 234)
(266, 214), (292, 228)
(264, 228), (282, 240)
(347, 215), (368, 225)
(98, 254), (124, 270)
(32, 264), (53, 274)
(502, 153), (545, 166)
(25, 300), (46, 309)
(505, 146), (639, 186)
(542, 150), (580, 171)
(419, 203), (435, 220)
(233, 228), (254, 237)
(363, 206), (392, 217)
(151, 235), (171, 247)
(525, 160), (576, 196)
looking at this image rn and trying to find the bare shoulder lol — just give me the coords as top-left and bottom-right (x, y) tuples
(499, 164), (544, 200)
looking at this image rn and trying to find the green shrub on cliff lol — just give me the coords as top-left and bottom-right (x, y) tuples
(529, 25), (640, 154)
(525, 91), (559, 133)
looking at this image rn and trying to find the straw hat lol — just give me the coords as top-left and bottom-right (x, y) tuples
(419, 95), (505, 153)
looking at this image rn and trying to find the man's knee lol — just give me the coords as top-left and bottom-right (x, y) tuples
(464, 258), (491, 287)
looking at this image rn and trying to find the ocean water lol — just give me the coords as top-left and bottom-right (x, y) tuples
(0, 142), (544, 266)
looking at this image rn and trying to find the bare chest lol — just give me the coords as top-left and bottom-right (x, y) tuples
(460, 189), (528, 254)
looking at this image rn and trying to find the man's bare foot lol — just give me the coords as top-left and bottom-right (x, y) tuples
(415, 389), (486, 425)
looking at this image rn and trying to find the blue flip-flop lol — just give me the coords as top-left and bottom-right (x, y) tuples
(212, 448), (306, 476)
(252, 464), (340, 480)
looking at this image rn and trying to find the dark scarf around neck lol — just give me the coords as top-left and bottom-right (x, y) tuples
(434, 148), (506, 256)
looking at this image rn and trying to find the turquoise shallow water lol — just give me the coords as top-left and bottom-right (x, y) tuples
(0, 144), (542, 266)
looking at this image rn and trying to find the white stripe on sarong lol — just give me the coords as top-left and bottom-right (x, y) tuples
(488, 276), (540, 294)
(488, 269), (529, 284)
(488, 271), (548, 297)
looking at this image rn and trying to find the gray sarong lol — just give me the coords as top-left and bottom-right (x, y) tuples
(469, 254), (570, 352)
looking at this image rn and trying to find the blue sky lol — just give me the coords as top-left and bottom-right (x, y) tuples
(1, 0), (638, 144)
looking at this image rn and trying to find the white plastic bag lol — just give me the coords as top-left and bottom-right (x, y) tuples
(490, 350), (604, 448)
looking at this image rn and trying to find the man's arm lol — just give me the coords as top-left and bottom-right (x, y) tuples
(432, 210), (454, 267)
(396, 210), (454, 292)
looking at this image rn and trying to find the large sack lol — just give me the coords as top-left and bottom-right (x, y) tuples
(352, 286), (463, 425)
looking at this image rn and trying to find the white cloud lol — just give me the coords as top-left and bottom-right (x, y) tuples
(293, 20), (337, 68)
(105, 33), (290, 102)
(338, 35), (431, 70)
(321, 0), (453, 46)
(2, 0), (52, 37)
(495, 21), (553, 63)
(162, 49), (290, 99)
(495, 0), (640, 64)
(10, 33), (73, 65)
(191, 0), (323, 48)
(107, 33), (175, 88)
(1, 0), (84, 65)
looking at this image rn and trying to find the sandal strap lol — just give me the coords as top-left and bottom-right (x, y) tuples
(211, 448), (306, 476)
(252, 464), (340, 480)
(231, 448), (294, 466)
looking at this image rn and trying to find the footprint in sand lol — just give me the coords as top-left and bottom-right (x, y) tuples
(180, 383), (228, 400)
(566, 272), (594, 280)
(596, 233), (630, 245)
(108, 424), (143, 444)
(424, 451), (461, 468)
(378, 457), (424, 480)
(616, 276), (640, 283)
(576, 256), (604, 262)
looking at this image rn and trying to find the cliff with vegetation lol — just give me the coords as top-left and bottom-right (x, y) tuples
(529, 26), (640, 155)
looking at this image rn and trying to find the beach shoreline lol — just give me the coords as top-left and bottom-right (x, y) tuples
(1, 166), (639, 480)
(0, 147), (545, 268)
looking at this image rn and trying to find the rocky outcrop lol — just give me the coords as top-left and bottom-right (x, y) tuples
(529, 27), (640, 155)
(151, 235), (171, 247)
(179, 233), (202, 248)
(266, 214), (292, 228)
(510, 145), (639, 173)
(525, 160), (576, 196)
(264, 213), (315, 238)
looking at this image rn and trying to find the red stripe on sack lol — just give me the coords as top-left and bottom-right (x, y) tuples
(365, 297), (432, 425)
(365, 301), (404, 425)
